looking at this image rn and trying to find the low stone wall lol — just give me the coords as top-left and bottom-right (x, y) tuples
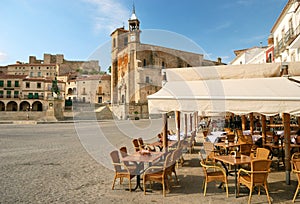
(0, 111), (46, 121)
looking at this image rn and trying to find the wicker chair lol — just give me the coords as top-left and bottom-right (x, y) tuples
(251, 148), (270, 159)
(143, 152), (172, 196)
(119, 146), (138, 168)
(199, 151), (228, 197)
(110, 150), (136, 191)
(291, 152), (300, 202)
(168, 147), (182, 184)
(203, 141), (219, 161)
(237, 159), (272, 204)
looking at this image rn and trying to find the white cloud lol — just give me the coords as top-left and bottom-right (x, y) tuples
(0, 52), (7, 62)
(84, 0), (130, 34)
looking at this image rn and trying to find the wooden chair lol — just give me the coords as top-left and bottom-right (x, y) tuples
(110, 150), (136, 191)
(237, 159), (272, 204)
(199, 151), (228, 197)
(143, 152), (172, 196)
(291, 152), (300, 202)
(132, 139), (140, 152)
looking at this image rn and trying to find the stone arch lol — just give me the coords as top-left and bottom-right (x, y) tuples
(32, 101), (43, 111)
(7, 101), (18, 111)
(20, 101), (30, 111)
(0, 101), (5, 111)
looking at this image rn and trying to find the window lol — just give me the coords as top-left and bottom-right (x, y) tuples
(26, 82), (30, 88)
(15, 81), (19, 87)
(34, 93), (39, 99)
(6, 90), (11, 98)
(145, 76), (150, 83)
(0, 90), (3, 98)
(30, 72), (33, 77)
(38, 72), (41, 77)
(14, 91), (19, 98)
(124, 36), (128, 46)
(28, 93), (33, 99)
(162, 61), (165, 68)
(37, 82), (41, 89)
(0, 80), (3, 87)
(98, 87), (102, 94)
(143, 59), (147, 67)
(113, 38), (116, 47)
(7, 81), (11, 87)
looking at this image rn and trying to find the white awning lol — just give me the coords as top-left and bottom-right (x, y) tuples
(148, 77), (300, 116)
(164, 63), (281, 82)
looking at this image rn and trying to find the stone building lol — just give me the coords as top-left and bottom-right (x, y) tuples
(0, 74), (65, 120)
(111, 7), (223, 120)
(76, 74), (111, 104)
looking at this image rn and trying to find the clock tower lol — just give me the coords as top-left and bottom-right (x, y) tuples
(128, 4), (140, 44)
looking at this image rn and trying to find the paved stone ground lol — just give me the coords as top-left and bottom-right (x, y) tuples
(0, 120), (298, 203)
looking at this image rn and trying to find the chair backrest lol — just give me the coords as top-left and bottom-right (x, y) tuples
(203, 142), (215, 160)
(256, 148), (270, 159)
(240, 144), (252, 156)
(172, 147), (182, 164)
(137, 137), (145, 149)
(250, 159), (271, 183)
(292, 153), (300, 172)
(110, 150), (121, 172)
(132, 139), (140, 152)
(119, 146), (130, 166)
(227, 134), (235, 142)
(235, 129), (243, 137)
(163, 152), (173, 171)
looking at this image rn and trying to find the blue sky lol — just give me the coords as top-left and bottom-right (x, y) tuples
(0, 0), (287, 72)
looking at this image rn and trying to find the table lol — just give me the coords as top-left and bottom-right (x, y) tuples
(150, 140), (178, 149)
(214, 155), (251, 197)
(206, 131), (227, 143)
(121, 151), (164, 191)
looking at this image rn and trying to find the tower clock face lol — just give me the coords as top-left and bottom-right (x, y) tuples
(130, 35), (135, 41)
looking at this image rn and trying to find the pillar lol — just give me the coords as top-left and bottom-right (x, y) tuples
(162, 113), (168, 153)
(261, 115), (266, 145)
(249, 113), (254, 134)
(283, 113), (291, 185)
(241, 115), (246, 131)
(175, 111), (181, 141)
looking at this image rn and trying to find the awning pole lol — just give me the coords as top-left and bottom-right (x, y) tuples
(162, 113), (168, 153)
(184, 114), (188, 137)
(283, 113), (291, 185)
(249, 113), (254, 134)
(241, 115), (246, 131)
(175, 111), (181, 141)
(261, 115), (266, 145)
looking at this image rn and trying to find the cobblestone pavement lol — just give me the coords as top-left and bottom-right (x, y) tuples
(0, 120), (298, 203)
